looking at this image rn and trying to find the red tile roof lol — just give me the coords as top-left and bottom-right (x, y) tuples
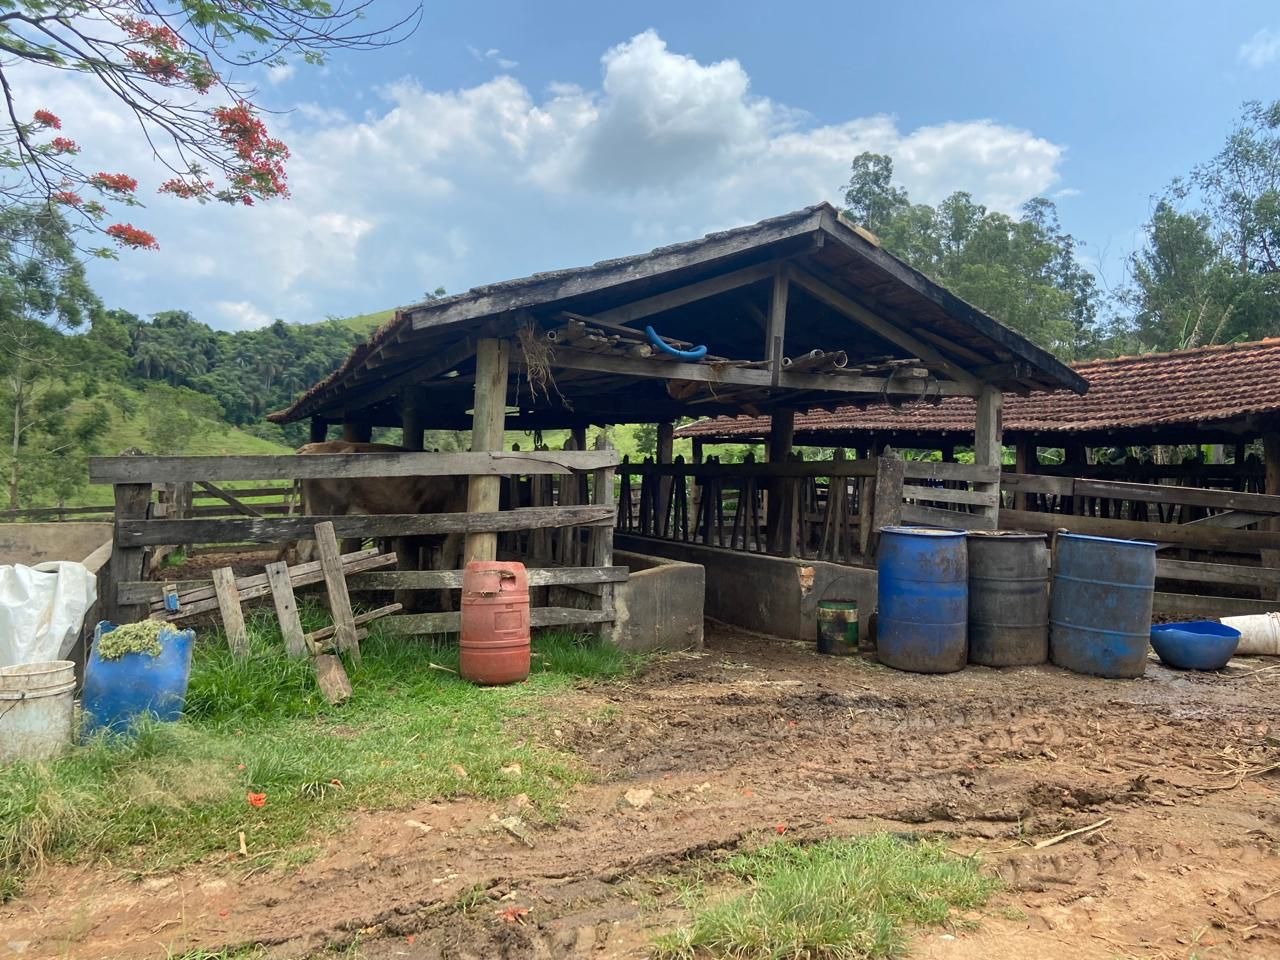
(677, 338), (1280, 440)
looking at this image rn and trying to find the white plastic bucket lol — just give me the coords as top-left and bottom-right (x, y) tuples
(0, 660), (76, 764)
(1220, 612), (1280, 657)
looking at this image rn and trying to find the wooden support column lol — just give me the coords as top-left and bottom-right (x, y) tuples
(766, 266), (789, 386)
(940, 444), (955, 463)
(974, 385), (1003, 526)
(342, 419), (372, 443)
(464, 339), (511, 566)
(766, 409), (795, 554)
(309, 417), (329, 443)
(1263, 432), (1280, 600)
(656, 421), (675, 536)
(1014, 439), (1036, 511)
(400, 387), (426, 451)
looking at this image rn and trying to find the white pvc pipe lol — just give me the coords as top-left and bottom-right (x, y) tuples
(1221, 612), (1280, 656)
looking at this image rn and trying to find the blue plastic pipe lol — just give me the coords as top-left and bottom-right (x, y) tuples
(645, 325), (707, 361)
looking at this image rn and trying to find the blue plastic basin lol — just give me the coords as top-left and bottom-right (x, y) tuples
(1149, 621), (1241, 671)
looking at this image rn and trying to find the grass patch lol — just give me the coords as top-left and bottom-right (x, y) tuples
(652, 834), (998, 960)
(0, 608), (635, 900)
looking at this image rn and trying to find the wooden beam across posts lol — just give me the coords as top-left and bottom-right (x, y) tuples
(787, 265), (983, 391)
(90, 450), (621, 484)
(766, 265), (789, 387)
(196, 480), (264, 518)
(116, 505), (616, 548)
(541, 349), (978, 397)
(465, 338), (511, 566)
(593, 259), (780, 327)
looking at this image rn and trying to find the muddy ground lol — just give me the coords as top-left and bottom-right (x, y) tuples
(5, 624), (1280, 960)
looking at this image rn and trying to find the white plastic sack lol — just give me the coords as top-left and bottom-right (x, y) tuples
(0, 562), (97, 668)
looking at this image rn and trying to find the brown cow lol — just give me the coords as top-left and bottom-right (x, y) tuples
(293, 442), (468, 588)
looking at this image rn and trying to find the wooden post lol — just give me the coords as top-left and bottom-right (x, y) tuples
(592, 465), (617, 642)
(464, 338), (510, 566)
(656, 421), (675, 537)
(692, 438), (704, 464)
(265, 561), (308, 658)
(1014, 439), (1035, 511)
(870, 455), (904, 558)
(309, 417), (329, 443)
(401, 387), (426, 451)
(765, 410), (795, 554)
(342, 419), (372, 443)
(766, 265), (789, 386)
(1263, 432), (1280, 600)
(106, 483), (151, 624)
(940, 444), (955, 463)
(974, 385), (1003, 526)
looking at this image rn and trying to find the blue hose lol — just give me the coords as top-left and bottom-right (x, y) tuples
(645, 325), (708, 361)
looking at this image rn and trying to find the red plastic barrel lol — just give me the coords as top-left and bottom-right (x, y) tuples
(459, 561), (531, 685)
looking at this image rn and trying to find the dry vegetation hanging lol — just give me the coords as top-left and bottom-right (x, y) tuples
(517, 321), (572, 411)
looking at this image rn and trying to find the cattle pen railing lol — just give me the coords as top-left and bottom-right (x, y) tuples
(89, 451), (623, 637)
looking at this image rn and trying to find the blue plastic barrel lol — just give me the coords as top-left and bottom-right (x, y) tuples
(877, 526), (968, 673)
(81, 621), (195, 735)
(1049, 534), (1157, 678)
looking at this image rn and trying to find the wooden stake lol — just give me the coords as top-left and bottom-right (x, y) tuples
(211, 566), (248, 658)
(465, 338), (510, 566)
(314, 521), (360, 665)
(265, 561), (307, 658)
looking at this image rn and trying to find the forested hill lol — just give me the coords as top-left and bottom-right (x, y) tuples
(119, 308), (387, 447)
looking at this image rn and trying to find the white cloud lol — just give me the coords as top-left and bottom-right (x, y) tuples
(9, 30), (1067, 329)
(266, 62), (295, 85)
(1239, 27), (1280, 68)
(468, 45), (518, 71)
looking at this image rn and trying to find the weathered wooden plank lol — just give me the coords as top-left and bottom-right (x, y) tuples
(902, 461), (1001, 484)
(303, 603), (402, 646)
(594, 259), (781, 326)
(592, 465), (617, 636)
(546, 349), (978, 397)
(196, 480), (264, 518)
(346, 566), (630, 591)
(999, 508), (1280, 552)
(89, 450), (622, 484)
(1000, 473), (1075, 497)
(1073, 479), (1280, 515)
(618, 460), (877, 479)
(871, 457), (904, 534)
(146, 550), (397, 621)
(265, 561), (307, 658)
(315, 522), (360, 665)
(380, 606), (613, 635)
(1156, 559), (1280, 588)
(191, 485), (292, 500)
(211, 567), (248, 658)
(1152, 592), (1280, 618)
(902, 484), (999, 507)
(107, 482), (151, 624)
(901, 502), (996, 531)
(312, 653), (353, 703)
(117, 505), (617, 547)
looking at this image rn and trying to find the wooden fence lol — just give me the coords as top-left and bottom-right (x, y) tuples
(1001, 473), (1280, 616)
(89, 451), (622, 636)
(617, 454), (998, 563)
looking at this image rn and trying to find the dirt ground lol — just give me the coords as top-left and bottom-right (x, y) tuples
(5, 623), (1280, 960)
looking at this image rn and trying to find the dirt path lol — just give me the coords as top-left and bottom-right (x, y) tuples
(5, 625), (1280, 959)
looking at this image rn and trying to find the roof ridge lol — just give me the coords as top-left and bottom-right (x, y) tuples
(1070, 337), (1280, 370)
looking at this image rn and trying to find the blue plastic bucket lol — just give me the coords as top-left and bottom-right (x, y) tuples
(1050, 534), (1156, 679)
(876, 526), (968, 673)
(81, 621), (195, 735)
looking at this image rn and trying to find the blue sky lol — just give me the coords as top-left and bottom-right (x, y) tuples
(28, 1), (1280, 328)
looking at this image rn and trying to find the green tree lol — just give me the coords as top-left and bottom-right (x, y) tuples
(0, 204), (108, 508)
(840, 154), (1102, 358)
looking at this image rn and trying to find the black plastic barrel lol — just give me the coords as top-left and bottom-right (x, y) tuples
(967, 532), (1049, 666)
(877, 526), (968, 673)
(1049, 533), (1157, 678)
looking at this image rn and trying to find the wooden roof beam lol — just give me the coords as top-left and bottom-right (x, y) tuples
(592, 258), (781, 326)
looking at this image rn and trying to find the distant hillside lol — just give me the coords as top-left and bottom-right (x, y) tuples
(332, 308), (395, 336)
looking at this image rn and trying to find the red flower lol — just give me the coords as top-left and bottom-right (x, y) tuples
(91, 172), (138, 194)
(158, 177), (213, 199)
(48, 137), (78, 154)
(774, 823), (787, 835)
(105, 223), (159, 250)
(52, 191), (82, 206)
(33, 109), (61, 129)
(246, 791), (267, 808)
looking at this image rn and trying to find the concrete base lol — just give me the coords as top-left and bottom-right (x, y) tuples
(547, 549), (705, 653)
(615, 535), (877, 643)
(0, 523), (112, 567)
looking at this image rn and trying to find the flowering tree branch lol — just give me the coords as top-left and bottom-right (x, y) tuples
(0, 0), (419, 255)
